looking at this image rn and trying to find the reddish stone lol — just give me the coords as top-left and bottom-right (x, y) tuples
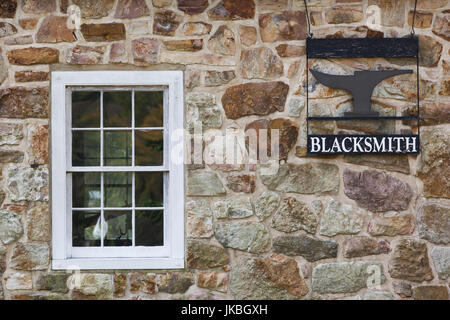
(36, 16), (76, 43)
(343, 169), (413, 212)
(183, 22), (212, 36)
(222, 82), (289, 119)
(129, 273), (156, 294)
(18, 18), (38, 30)
(109, 43), (127, 64)
(115, 0), (150, 19)
(66, 45), (105, 65)
(163, 39), (203, 52)
(197, 272), (228, 292)
(28, 124), (48, 165)
(22, 0), (55, 13)
(259, 11), (307, 42)
(226, 174), (256, 193)
(81, 23), (126, 42)
(153, 10), (183, 36)
(239, 25), (257, 46)
(0, 0), (17, 18)
(389, 239), (433, 282)
(208, 0), (255, 20)
(432, 13), (450, 41)
(0, 87), (48, 119)
(343, 236), (391, 258)
(241, 47), (283, 79)
(132, 38), (160, 65)
(177, 0), (208, 15)
(276, 44), (305, 57)
(15, 71), (49, 83)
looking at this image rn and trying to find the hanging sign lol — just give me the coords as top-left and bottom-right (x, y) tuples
(305, 37), (420, 155)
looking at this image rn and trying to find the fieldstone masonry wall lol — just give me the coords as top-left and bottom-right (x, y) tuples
(0, 0), (449, 300)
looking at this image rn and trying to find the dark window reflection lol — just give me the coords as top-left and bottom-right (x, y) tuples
(72, 172), (101, 208)
(104, 131), (131, 166)
(135, 172), (164, 207)
(103, 91), (131, 127)
(104, 172), (132, 208)
(104, 211), (132, 247)
(72, 91), (100, 128)
(135, 91), (164, 127)
(72, 131), (100, 166)
(135, 130), (163, 166)
(135, 210), (163, 246)
(72, 211), (101, 247)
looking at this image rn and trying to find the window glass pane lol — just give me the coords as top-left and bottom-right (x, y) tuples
(72, 91), (100, 128)
(135, 172), (164, 207)
(104, 172), (132, 208)
(72, 211), (101, 247)
(104, 131), (131, 166)
(135, 130), (163, 166)
(72, 131), (100, 166)
(135, 91), (164, 127)
(103, 91), (131, 127)
(135, 210), (163, 246)
(104, 211), (132, 247)
(72, 172), (100, 208)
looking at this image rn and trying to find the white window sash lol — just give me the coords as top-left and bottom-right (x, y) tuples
(51, 71), (184, 270)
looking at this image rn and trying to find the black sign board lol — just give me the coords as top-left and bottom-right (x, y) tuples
(305, 37), (420, 155)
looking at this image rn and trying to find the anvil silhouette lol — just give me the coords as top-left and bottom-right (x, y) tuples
(310, 69), (413, 117)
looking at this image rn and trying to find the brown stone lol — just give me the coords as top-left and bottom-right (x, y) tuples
(257, 0), (288, 10)
(0, 150), (23, 163)
(157, 273), (194, 294)
(26, 205), (50, 241)
(153, 10), (183, 36)
(197, 272), (228, 292)
(0, 87), (49, 119)
(109, 43), (128, 64)
(417, 203), (450, 245)
(177, 0), (208, 15)
(205, 70), (235, 86)
(241, 47), (283, 80)
(0, 0), (17, 18)
(413, 286), (449, 300)
(414, 0), (448, 10)
(276, 44), (305, 57)
(388, 239), (433, 282)
(226, 174), (256, 193)
(393, 281), (412, 298)
(310, 11), (324, 26)
(4, 35), (33, 45)
(268, 118), (299, 160)
(440, 80), (450, 96)
(36, 16), (75, 43)
(239, 25), (257, 46)
(259, 11), (307, 42)
(343, 169), (413, 212)
(183, 22), (212, 36)
(129, 273), (156, 294)
(28, 124), (48, 165)
(72, 0), (115, 18)
(185, 69), (201, 89)
(325, 5), (363, 24)
(132, 38), (160, 65)
(408, 11), (433, 29)
(417, 127), (449, 199)
(368, 214), (415, 236)
(18, 18), (38, 30)
(153, 0), (172, 8)
(163, 39), (203, 52)
(0, 22), (17, 38)
(403, 102), (450, 126)
(10, 242), (49, 270)
(368, 0), (405, 27)
(432, 13), (450, 41)
(187, 240), (230, 269)
(66, 45), (105, 65)
(81, 23), (126, 42)
(288, 60), (301, 78)
(22, 0), (55, 13)
(343, 236), (391, 258)
(208, 0), (255, 20)
(343, 154), (410, 174)
(418, 35), (442, 67)
(115, 0), (149, 18)
(113, 274), (126, 298)
(208, 25), (236, 56)
(15, 71), (48, 83)
(222, 82), (289, 119)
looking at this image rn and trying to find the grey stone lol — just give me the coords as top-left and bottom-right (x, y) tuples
(254, 191), (280, 221)
(344, 154), (410, 174)
(215, 221), (270, 253)
(186, 200), (213, 238)
(187, 171), (226, 196)
(0, 210), (23, 244)
(35, 273), (69, 293)
(230, 255), (308, 300)
(273, 235), (338, 262)
(319, 200), (364, 237)
(0, 56), (6, 85)
(186, 92), (222, 131)
(287, 98), (305, 117)
(260, 163), (339, 194)
(417, 203), (450, 245)
(212, 198), (253, 219)
(0, 123), (23, 146)
(10, 242), (49, 270)
(241, 47), (284, 80)
(271, 197), (319, 234)
(72, 274), (113, 299)
(312, 261), (386, 294)
(205, 70), (235, 86)
(431, 246), (450, 280)
(7, 165), (48, 201)
(187, 240), (229, 269)
(363, 290), (394, 300)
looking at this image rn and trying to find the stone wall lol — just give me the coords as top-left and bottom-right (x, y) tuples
(0, 0), (449, 300)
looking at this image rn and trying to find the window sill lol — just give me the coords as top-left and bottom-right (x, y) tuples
(52, 258), (184, 270)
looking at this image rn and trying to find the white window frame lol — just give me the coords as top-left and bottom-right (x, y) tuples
(51, 71), (184, 270)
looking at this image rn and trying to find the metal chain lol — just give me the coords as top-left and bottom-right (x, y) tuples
(411, 0), (418, 36)
(303, 0), (313, 38)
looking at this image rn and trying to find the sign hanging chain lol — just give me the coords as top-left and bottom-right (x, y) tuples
(411, 0), (418, 36)
(303, 0), (313, 38)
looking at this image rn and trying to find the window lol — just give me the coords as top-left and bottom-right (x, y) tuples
(51, 71), (184, 270)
